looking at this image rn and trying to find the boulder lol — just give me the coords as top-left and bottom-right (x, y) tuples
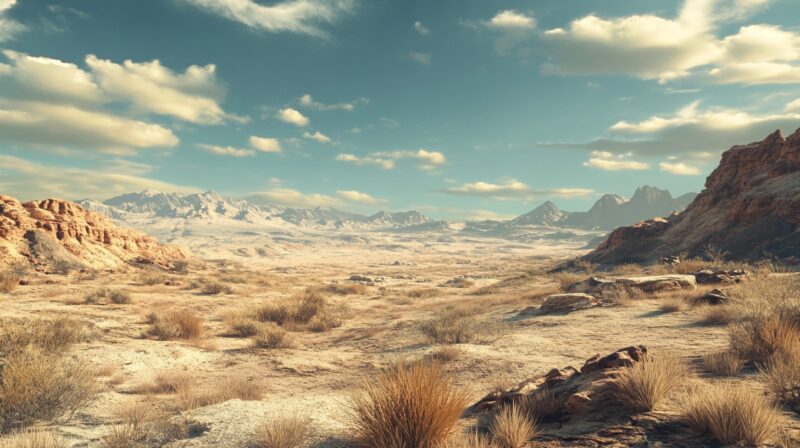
(694, 269), (748, 285)
(568, 275), (696, 298)
(539, 293), (599, 314)
(693, 288), (729, 305)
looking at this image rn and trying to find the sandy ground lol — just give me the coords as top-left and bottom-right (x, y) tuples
(1, 235), (797, 447)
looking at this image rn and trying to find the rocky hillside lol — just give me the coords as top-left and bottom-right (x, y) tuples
(588, 129), (800, 264)
(0, 195), (188, 271)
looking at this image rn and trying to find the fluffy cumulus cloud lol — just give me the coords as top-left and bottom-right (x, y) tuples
(298, 93), (367, 111)
(488, 10), (536, 30)
(278, 107), (310, 126)
(197, 144), (254, 157)
(535, 0), (800, 85)
(440, 179), (593, 200)
(582, 151), (650, 171)
(245, 187), (383, 208)
(0, 50), (245, 154)
(0, 0), (24, 42)
(659, 161), (702, 175)
(249, 136), (283, 153)
(337, 149), (446, 171)
(414, 21), (430, 36)
(0, 154), (196, 200)
(303, 131), (332, 143)
(182, 0), (355, 38)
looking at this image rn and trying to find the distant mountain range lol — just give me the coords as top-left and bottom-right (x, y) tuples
(79, 186), (695, 240)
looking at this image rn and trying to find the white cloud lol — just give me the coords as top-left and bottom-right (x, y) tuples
(441, 179), (593, 200)
(409, 52), (431, 65)
(1, 50), (102, 103)
(488, 10), (536, 30)
(0, 154), (195, 201)
(660, 161), (702, 175)
(303, 131), (332, 143)
(336, 153), (395, 170)
(298, 93), (366, 111)
(337, 190), (386, 205)
(414, 21), (430, 36)
(464, 210), (517, 221)
(278, 107), (310, 126)
(249, 136), (283, 153)
(181, 0), (355, 38)
(197, 144), (255, 157)
(0, 0), (24, 42)
(539, 0), (800, 85)
(787, 99), (800, 112)
(583, 151), (650, 171)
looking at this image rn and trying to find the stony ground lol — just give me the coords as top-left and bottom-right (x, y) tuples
(1, 240), (798, 447)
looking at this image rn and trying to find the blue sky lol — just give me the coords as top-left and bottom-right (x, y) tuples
(0, 0), (799, 220)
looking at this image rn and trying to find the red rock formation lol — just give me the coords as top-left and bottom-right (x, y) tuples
(588, 128), (800, 264)
(0, 194), (187, 270)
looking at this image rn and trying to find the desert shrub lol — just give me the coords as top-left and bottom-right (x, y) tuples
(84, 288), (132, 305)
(322, 283), (367, 296)
(134, 370), (196, 395)
(110, 290), (132, 304)
(426, 346), (462, 363)
(701, 351), (743, 377)
(253, 413), (311, 448)
(256, 288), (346, 331)
(0, 347), (96, 433)
(347, 361), (468, 448)
(406, 288), (440, 299)
(252, 323), (295, 349)
(0, 317), (86, 356)
(307, 308), (346, 332)
(139, 271), (166, 286)
(225, 313), (262, 337)
(175, 376), (264, 411)
(420, 307), (502, 344)
(101, 399), (199, 448)
(0, 273), (20, 293)
(552, 272), (582, 292)
(696, 304), (740, 326)
(148, 310), (204, 340)
(172, 260), (189, 274)
(760, 348), (800, 409)
(490, 405), (537, 448)
(200, 279), (232, 295)
(683, 383), (781, 446)
(659, 297), (688, 313)
(613, 353), (687, 412)
(729, 313), (800, 362)
(0, 430), (67, 448)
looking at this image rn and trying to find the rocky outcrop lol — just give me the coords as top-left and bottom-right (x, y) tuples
(538, 293), (599, 314)
(567, 275), (697, 298)
(0, 195), (187, 270)
(588, 129), (800, 264)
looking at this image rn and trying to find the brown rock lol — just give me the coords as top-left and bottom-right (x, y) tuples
(694, 269), (748, 284)
(693, 288), (729, 305)
(568, 275), (696, 298)
(539, 293), (599, 314)
(587, 129), (800, 264)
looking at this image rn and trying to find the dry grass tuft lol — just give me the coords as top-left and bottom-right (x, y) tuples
(139, 271), (166, 286)
(0, 273), (20, 293)
(490, 405), (537, 448)
(252, 323), (295, 349)
(420, 307), (503, 345)
(729, 314), (800, 362)
(659, 297), (687, 313)
(347, 361), (468, 448)
(552, 272), (582, 292)
(175, 376), (264, 411)
(0, 430), (67, 448)
(224, 313), (262, 337)
(701, 351), (743, 377)
(426, 346), (462, 363)
(683, 383), (782, 446)
(613, 353), (687, 412)
(255, 288), (346, 331)
(760, 348), (800, 409)
(84, 288), (132, 305)
(253, 412), (311, 448)
(696, 305), (740, 326)
(519, 387), (563, 421)
(199, 279), (233, 295)
(134, 370), (196, 395)
(0, 347), (96, 433)
(0, 317), (86, 355)
(405, 288), (440, 299)
(148, 310), (204, 340)
(322, 283), (367, 296)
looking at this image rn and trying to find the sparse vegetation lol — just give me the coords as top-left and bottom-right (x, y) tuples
(253, 413), (311, 448)
(760, 348), (800, 409)
(659, 297), (687, 313)
(347, 361), (468, 448)
(255, 287), (347, 331)
(224, 312), (261, 337)
(84, 288), (132, 305)
(613, 353), (686, 412)
(696, 304), (741, 326)
(200, 279), (233, 295)
(252, 322), (295, 349)
(147, 310), (204, 340)
(0, 430), (67, 448)
(519, 387), (563, 422)
(490, 405), (537, 448)
(0, 273), (20, 293)
(139, 271), (166, 286)
(729, 313), (800, 362)
(0, 317), (87, 355)
(321, 283), (367, 296)
(427, 346), (462, 363)
(702, 350), (743, 377)
(683, 383), (781, 446)
(420, 307), (503, 344)
(552, 271), (582, 292)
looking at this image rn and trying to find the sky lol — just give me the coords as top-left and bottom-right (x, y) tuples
(0, 0), (799, 220)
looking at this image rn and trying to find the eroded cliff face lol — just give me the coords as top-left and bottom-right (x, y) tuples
(0, 195), (188, 270)
(588, 129), (800, 264)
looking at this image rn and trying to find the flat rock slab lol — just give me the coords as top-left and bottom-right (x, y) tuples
(539, 293), (599, 314)
(568, 275), (697, 297)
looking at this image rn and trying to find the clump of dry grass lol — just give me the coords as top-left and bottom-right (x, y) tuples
(139, 271), (166, 286)
(0, 272), (20, 293)
(426, 346), (462, 363)
(0, 430), (67, 448)
(729, 313), (800, 362)
(347, 361), (468, 448)
(0, 347), (96, 433)
(406, 288), (440, 299)
(252, 323), (295, 349)
(253, 412), (311, 448)
(519, 387), (563, 422)
(133, 370), (196, 395)
(200, 279), (233, 295)
(701, 351), (743, 377)
(613, 353), (687, 412)
(552, 271), (582, 292)
(322, 283), (367, 296)
(0, 317), (87, 355)
(659, 297), (687, 313)
(696, 304), (740, 326)
(175, 376), (264, 411)
(101, 399), (200, 448)
(255, 288), (346, 332)
(224, 312), (261, 337)
(760, 349), (800, 409)
(490, 405), (537, 448)
(420, 307), (504, 345)
(683, 383), (782, 446)
(147, 310), (204, 340)
(84, 288), (132, 305)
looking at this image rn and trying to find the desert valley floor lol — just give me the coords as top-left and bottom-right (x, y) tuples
(3, 234), (799, 447)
